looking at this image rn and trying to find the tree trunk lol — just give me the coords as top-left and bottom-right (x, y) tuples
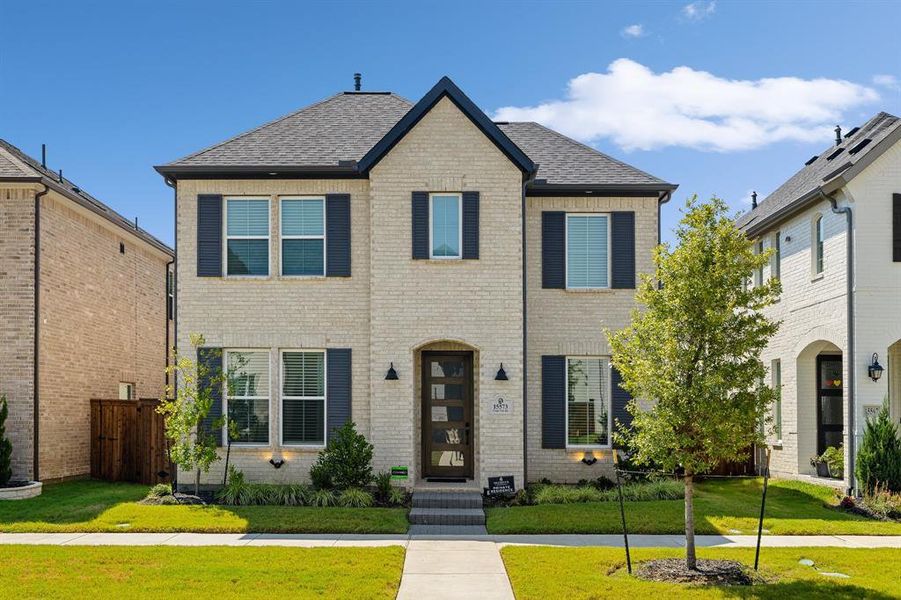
(684, 473), (697, 570)
(194, 469), (200, 497)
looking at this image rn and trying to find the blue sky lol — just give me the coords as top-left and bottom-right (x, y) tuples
(2, 0), (899, 247)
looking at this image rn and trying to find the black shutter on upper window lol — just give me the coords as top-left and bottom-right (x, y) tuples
(893, 194), (901, 262)
(197, 347), (223, 446)
(197, 195), (223, 277)
(412, 192), (429, 259)
(462, 191), (479, 259)
(325, 194), (351, 276)
(326, 348), (352, 443)
(541, 355), (566, 449)
(542, 212), (565, 289)
(611, 365), (633, 447)
(611, 211), (636, 289)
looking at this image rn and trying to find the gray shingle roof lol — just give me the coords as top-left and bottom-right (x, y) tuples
(737, 112), (900, 232)
(161, 87), (673, 190)
(0, 139), (173, 255)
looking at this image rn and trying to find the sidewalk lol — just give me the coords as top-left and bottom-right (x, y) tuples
(0, 532), (899, 548)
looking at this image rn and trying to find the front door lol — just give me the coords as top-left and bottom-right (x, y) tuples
(816, 355), (844, 455)
(421, 352), (474, 480)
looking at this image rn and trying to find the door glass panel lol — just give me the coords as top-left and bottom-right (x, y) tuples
(820, 360), (843, 389)
(431, 450), (465, 467)
(820, 396), (843, 425)
(822, 431), (843, 450)
(431, 383), (464, 401)
(432, 428), (462, 444)
(431, 361), (464, 378)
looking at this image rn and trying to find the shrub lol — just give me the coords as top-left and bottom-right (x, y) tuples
(374, 471), (393, 503)
(310, 488), (337, 507)
(593, 476), (616, 491)
(148, 483), (173, 498)
(533, 485), (603, 505)
(532, 479), (684, 505)
(859, 484), (901, 520)
(309, 422), (373, 490)
(217, 467), (249, 505)
(856, 401), (901, 493)
(338, 487), (374, 508)
(0, 396), (12, 486)
(388, 487), (408, 506)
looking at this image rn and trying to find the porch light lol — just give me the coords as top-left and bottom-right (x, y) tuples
(269, 458), (285, 469)
(495, 363), (509, 381)
(581, 453), (598, 465)
(868, 353), (884, 382)
(385, 362), (399, 380)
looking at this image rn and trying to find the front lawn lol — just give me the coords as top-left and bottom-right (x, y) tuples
(502, 546), (901, 599)
(0, 480), (409, 534)
(0, 545), (404, 599)
(487, 478), (901, 535)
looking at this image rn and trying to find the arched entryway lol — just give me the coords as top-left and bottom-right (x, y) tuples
(796, 340), (844, 476)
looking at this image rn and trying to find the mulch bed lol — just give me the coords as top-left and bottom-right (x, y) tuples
(635, 558), (755, 586)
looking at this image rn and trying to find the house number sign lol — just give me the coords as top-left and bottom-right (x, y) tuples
(490, 395), (511, 415)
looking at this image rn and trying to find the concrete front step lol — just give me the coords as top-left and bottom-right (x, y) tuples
(412, 491), (483, 509)
(408, 524), (489, 536)
(409, 508), (486, 526)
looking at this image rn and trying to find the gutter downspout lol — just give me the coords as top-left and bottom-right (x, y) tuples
(825, 191), (856, 495)
(522, 172), (536, 486)
(163, 177), (178, 489)
(33, 182), (49, 481)
(165, 257), (174, 387)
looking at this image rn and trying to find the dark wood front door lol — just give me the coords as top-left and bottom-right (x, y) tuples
(421, 351), (474, 479)
(816, 355), (844, 455)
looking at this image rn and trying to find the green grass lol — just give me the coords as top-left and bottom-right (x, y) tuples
(0, 480), (409, 534)
(502, 546), (901, 599)
(488, 478), (901, 535)
(0, 545), (404, 599)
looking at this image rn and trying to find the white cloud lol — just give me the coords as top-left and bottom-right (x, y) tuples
(621, 24), (645, 38)
(492, 59), (880, 152)
(873, 74), (900, 91)
(682, 0), (716, 21)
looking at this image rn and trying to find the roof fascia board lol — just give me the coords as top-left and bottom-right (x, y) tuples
(743, 187), (825, 237)
(154, 165), (363, 180)
(526, 183), (678, 197)
(357, 76), (536, 175)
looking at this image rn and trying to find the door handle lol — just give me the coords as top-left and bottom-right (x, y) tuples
(465, 422), (470, 445)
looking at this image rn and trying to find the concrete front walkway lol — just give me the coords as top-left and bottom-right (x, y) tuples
(397, 539), (513, 600)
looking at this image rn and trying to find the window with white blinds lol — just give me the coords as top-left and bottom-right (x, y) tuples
(226, 198), (269, 276)
(281, 198), (325, 276)
(282, 351), (326, 445)
(225, 351), (270, 444)
(566, 357), (611, 447)
(566, 214), (609, 288)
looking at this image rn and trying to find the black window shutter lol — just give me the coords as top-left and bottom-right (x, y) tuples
(541, 355), (566, 449)
(197, 195), (223, 277)
(611, 211), (636, 289)
(326, 348), (352, 443)
(326, 194), (351, 276)
(611, 365), (633, 447)
(197, 347), (223, 446)
(462, 191), (480, 259)
(542, 212), (565, 289)
(412, 192), (429, 259)
(894, 194), (901, 262)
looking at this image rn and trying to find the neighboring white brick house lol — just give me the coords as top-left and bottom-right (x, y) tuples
(157, 77), (675, 489)
(737, 113), (901, 492)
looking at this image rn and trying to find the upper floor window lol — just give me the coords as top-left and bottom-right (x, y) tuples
(282, 350), (326, 446)
(567, 214), (609, 289)
(166, 270), (175, 320)
(225, 350), (270, 444)
(226, 198), (269, 276)
(771, 231), (781, 281)
(430, 193), (462, 259)
(771, 359), (782, 443)
(814, 215), (825, 275)
(566, 357), (611, 448)
(281, 198), (325, 276)
(754, 240), (764, 287)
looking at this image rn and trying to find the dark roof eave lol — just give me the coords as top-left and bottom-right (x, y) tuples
(154, 164), (365, 181)
(741, 183), (840, 237)
(526, 182), (678, 198)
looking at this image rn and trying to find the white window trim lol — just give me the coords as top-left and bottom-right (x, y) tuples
(279, 348), (327, 449)
(223, 196), (271, 278)
(565, 213), (612, 290)
(428, 192), (463, 260)
(280, 196), (327, 278)
(564, 356), (614, 450)
(771, 231), (781, 281)
(771, 358), (783, 446)
(812, 214), (825, 278)
(754, 239), (764, 287)
(223, 349), (271, 447)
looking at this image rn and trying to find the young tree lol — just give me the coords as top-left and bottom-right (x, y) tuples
(609, 197), (780, 570)
(0, 396), (12, 486)
(856, 400), (901, 493)
(158, 333), (227, 496)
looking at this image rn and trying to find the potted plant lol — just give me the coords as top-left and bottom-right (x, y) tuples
(810, 446), (844, 479)
(810, 454), (831, 478)
(0, 395), (43, 500)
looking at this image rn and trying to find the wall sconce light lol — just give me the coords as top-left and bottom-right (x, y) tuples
(269, 458), (285, 469)
(868, 353), (884, 382)
(581, 453), (597, 466)
(495, 363), (509, 381)
(385, 362), (399, 380)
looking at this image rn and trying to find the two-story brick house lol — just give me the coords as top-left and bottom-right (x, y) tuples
(737, 112), (901, 492)
(0, 139), (174, 483)
(156, 76), (675, 490)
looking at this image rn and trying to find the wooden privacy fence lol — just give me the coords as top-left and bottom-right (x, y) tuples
(90, 398), (172, 485)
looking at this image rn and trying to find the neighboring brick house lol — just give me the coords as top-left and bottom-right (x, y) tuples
(0, 140), (174, 482)
(156, 76), (675, 489)
(737, 112), (901, 492)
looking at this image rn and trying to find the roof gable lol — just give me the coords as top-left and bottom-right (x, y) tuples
(357, 76), (535, 176)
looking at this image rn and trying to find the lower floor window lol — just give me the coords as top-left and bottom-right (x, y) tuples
(772, 359), (782, 442)
(566, 357), (611, 447)
(226, 351), (270, 444)
(282, 351), (326, 445)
